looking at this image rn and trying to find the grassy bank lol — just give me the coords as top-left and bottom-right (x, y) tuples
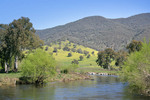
(0, 67), (119, 86)
(0, 72), (92, 86)
(0, 72), (21, 86)
(77, 66), (119, 75)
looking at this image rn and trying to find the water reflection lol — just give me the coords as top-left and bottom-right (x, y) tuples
(0, 76), (150, 100)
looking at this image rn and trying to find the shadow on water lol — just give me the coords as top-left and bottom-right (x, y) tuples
(0, 75), (150, 100)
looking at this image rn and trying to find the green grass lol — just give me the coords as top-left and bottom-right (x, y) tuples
(77, 66), (119, 75)
(44, 40), (99, 67)
(0, 72), (21, 78)
(0, 40), (118, 79)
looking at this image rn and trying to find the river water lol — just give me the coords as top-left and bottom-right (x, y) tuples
(0, 75), (150, 100)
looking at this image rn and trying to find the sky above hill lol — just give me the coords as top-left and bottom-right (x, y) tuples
(0, 0), (150, 29)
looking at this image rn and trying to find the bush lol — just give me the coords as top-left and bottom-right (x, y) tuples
(121, 41), (150, 96)
(45, 47), (48, 51)
(79, 55), (84, 61)
(53, 47), (57, 53)
(71, 59), (79, 64)
(21, 49), (56, 85)
(71, 48), (76, 52)
(60, 64), (79, 74)
(84, 50), (89, 56)
(68, 53), (72, 57)
(77, 48), (83, 54)
(63, 46), (70, 51)
(87, 54), (91, 58)
(73, 44), (76, 48)
(91, 51), (94, 55)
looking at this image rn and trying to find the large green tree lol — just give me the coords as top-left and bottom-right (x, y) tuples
(0, 17), (43, 72)
(126, 40), (142, 53)
(96, 48), (116, 70)
(21, 49), (56, 85)
(122, 41), (150, 96)
(115, 50), (128, 68)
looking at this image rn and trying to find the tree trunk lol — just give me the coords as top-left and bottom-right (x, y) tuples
(5, 62), (7, 73)
(5, 62), (9, 73)
(108, 65), (111, 70)
(14, 56), (18, 72)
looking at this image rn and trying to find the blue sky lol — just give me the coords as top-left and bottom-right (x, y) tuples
(0, 0), (150, 29)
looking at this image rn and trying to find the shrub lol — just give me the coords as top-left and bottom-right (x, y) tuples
(121, 41), (150, 96)
(79, 55), (84, 61)
(71, 48), (76, 52)
(63, 46), (70, 51)
(73, 44), (76, 48)
(91, 51), (94, 55)
(68, 53), (72, 57)
(45, 47), (48, 51)
(53, 47), (57, 53)
(87, 54), (91, 58)
(77, 48), (83, 54)
(84, 50), (89, 56)
(60, 64), (79, 74)
(21, 49), (56, 85)
(71, 59), (79, 64)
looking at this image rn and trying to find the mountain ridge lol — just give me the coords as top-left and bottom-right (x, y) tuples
(36, 13), (150, 50)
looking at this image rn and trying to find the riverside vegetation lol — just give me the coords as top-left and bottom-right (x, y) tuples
(0, 17), (150, 96)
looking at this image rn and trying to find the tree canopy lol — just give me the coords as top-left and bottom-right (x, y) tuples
(0, 17), (43, 72)
(21, 49), (56, 84)
(96, 48), (116, 69)
(126, 40), (142, 53)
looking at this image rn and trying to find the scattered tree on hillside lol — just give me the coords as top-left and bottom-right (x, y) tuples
(71, 59), (79, 64)
(71, 48), (76, 52)
(45, 47), (48, 51)
(84, 50), (89, 56)
(115, 50), (128, 68)
(73, 44), (76, 48)
(63, 46), (70, 51)
(96, 48), (116, 70)
(87, 54), (91, 58)
(91, 51), (95, 55)
(68, 53), (72, 57)
(79, 55), (84, 61)
(77, 48), (83, 54)
(65, 43), (69, 47)
(53, 47), (58, 53)
(126, 40), (142, 53)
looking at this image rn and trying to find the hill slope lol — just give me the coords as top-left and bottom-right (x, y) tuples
(43, 40), (98, 67)
(36, 13), (150, 50)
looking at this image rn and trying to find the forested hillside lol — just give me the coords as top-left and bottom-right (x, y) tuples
(36, 13), (150, 50)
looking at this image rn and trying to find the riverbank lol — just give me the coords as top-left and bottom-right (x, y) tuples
(48, 73), (92, 82)
(0, 72), (92, 86)
(0, 67), (119, 86)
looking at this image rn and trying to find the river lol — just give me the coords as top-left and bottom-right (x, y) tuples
(0, 75), (150, 100)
